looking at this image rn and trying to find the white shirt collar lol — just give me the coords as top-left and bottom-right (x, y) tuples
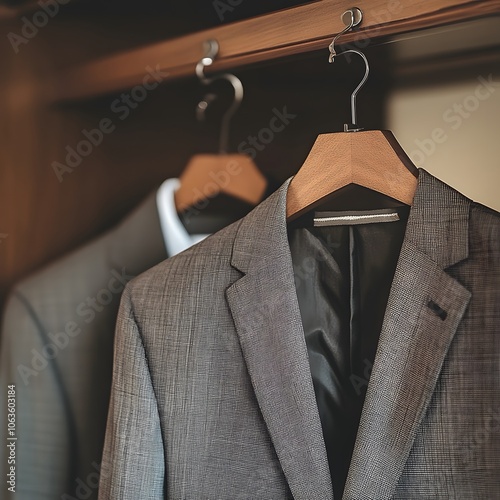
(156, 178), (209, 257)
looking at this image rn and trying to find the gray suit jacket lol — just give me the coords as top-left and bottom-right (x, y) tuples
(0, 194), (167, 500)
(99, 169), (500, 500)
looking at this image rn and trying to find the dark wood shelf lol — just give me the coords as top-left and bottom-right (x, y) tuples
(49, 0), (500, 102)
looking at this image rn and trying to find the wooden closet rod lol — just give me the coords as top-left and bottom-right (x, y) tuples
(50, 0), (500, 102)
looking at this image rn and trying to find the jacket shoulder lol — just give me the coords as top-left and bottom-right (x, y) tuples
(469, 202), (500, 254)
(8, 231), (112, 310)
(125, 219), (242, 307)
(470, 201), (500, 221)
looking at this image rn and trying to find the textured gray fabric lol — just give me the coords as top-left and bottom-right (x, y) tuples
(0, 193), (167, 500)
(100, 169), (500, 499)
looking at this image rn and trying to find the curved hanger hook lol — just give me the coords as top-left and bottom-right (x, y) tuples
(328, 7), (367, 131)
(328, 7), (363, 63)
(339, 49), (369, 130)
(195, 39), (244, 154)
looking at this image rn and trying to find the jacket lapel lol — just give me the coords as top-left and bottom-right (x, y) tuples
(226, 169), (473, 500)
(344, 169), (472, 499)
(226, 180), (334, 500)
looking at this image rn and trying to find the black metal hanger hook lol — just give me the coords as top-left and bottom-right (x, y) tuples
(328, 7), (368, 132)
(195, 39), (244, 154)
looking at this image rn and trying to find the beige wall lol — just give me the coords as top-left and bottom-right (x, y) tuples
(387, 70), (500, 211)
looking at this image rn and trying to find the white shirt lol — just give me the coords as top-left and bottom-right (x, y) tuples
(156, 178), (209, 257)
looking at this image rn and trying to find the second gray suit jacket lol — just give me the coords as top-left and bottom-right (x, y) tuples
(0, 194), (167, 500)
(99, 169), (500, 499)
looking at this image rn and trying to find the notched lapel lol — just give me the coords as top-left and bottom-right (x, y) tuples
(344, 244), (471, 499)
(344, 170), (472, 500)
(224, 170), (473, 500)
(226, 181), (333, 500)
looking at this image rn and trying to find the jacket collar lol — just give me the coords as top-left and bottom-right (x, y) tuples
(227, 169), (472, 499)
(230, 169), (469, 274)
(402, 168), (469, 267)
(227, 177), (334, 499)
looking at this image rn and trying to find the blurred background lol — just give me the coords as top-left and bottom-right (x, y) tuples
(0, 0), (499, 312)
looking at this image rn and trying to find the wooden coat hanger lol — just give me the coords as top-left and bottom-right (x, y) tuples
(286, 8), (418, 221)
(175, 39), (267, 213)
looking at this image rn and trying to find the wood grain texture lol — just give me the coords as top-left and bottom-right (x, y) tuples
(286, 130), (419, 219)
(52, 0), (500, 101)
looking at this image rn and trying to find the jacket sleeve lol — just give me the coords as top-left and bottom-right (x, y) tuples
(98, 286), (165, 499)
